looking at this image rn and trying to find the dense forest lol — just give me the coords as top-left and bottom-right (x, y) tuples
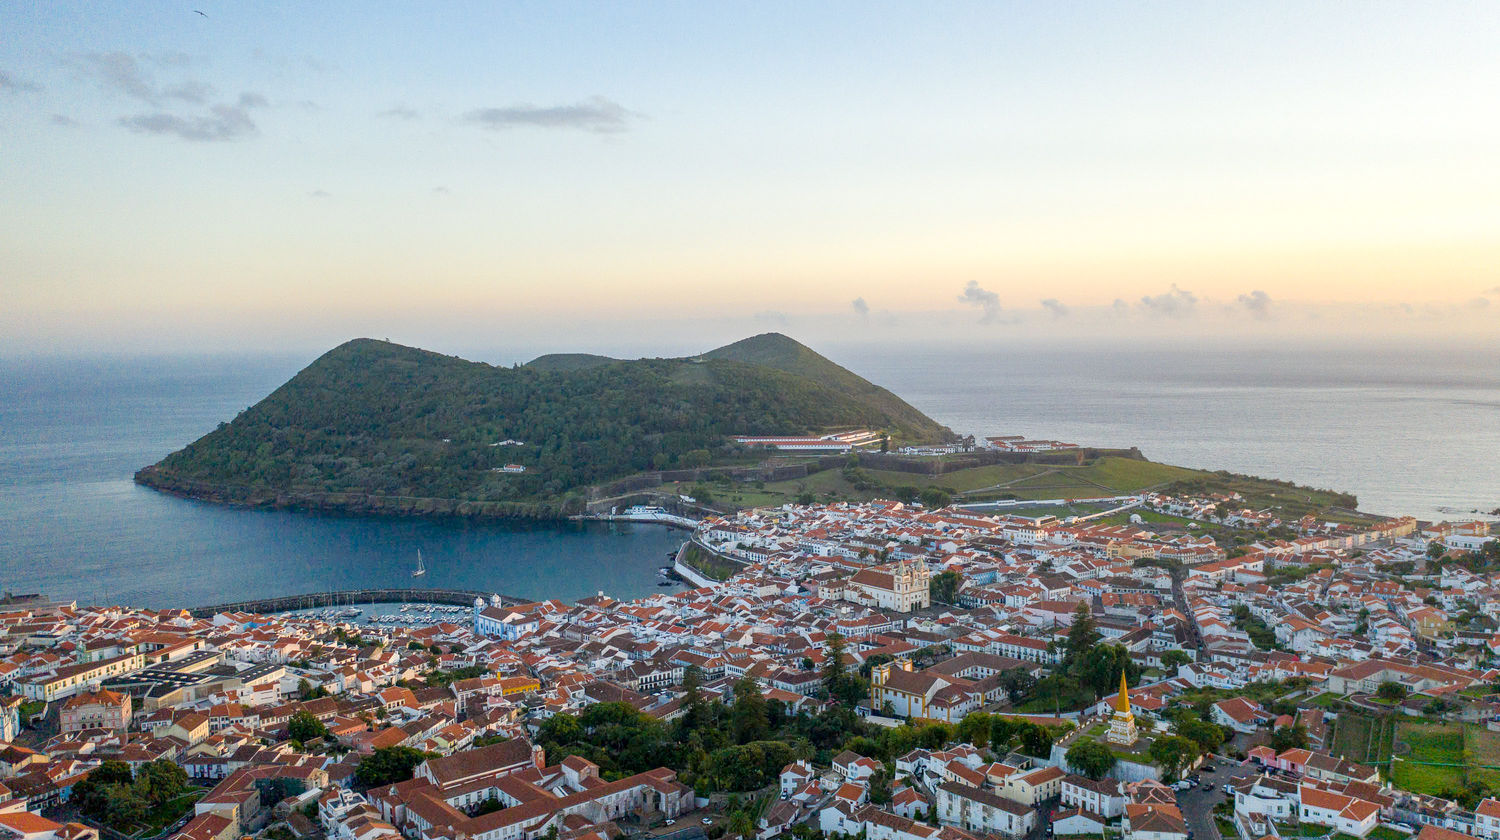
(135, 334), (950, 514)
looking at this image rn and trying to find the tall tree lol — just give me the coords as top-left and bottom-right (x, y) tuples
(1064, 602), (1101, 665)
(731, 677), (770, 744)
(1147, 735), (1199, 782)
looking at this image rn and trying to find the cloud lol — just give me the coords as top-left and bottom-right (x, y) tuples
(308, 190), (331, 198)
(50, 114), (79, 126)
(0, 71), (41, 93)
(118, 101), (259, 142)
(1111, 298), (1130, 315)
(377, 105), (420, 121)
(851, 297), (870, 318)
(1235, 290), (1273, 319)
(461, 96), (637, 134)
(237, 92), (269, 109)
(162, 80), (213, 104)
(1138, 284), (1198, 318)
(1485, 286), (1500, 295)
(1469, 297), (1490, 308)
(432, 186), (450, 195)
(72, 52), (161, 103)
(1040, 298), (1069, 319)
(957, 281), (1002, 324)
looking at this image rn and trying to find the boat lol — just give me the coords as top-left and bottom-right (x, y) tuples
(412, 550), (426, 577)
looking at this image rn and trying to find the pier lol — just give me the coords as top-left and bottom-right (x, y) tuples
(188, 587), (529, 618)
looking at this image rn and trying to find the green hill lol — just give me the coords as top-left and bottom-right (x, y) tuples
(523, 352), (620, 373)
(135, 334), (951, 517)
(703, 333), (941, 440)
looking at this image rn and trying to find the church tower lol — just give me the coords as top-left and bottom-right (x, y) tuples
(1105, 670), (1138, 746)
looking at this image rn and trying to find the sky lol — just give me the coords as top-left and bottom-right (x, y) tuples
(2, 1), (1499, 356)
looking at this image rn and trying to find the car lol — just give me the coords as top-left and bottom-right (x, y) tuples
(1201, 784), (1214, 791)
(1224, 784), (1235, 794)
(664, 820), (675, 827)
(1201, 765), (1215, 773)
(702, 819), (713, 825)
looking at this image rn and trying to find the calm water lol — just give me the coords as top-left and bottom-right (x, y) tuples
(834, 339), (1500, 520)
(1, 339), (1496, 608)
(0, 356), (683, 608)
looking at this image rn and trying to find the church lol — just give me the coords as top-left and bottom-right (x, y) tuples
(844, 560), (931, 612)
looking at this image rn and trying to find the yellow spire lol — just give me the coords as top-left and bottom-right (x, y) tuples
(1114, 671), (1131, 715)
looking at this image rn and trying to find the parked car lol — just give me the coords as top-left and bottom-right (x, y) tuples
(701, 819), (713, 825)
(664, 820), (675, 826)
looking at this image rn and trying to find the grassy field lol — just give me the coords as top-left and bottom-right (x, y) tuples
(657, 453), (1364, 522)
(756, 456), (1209, 506)
(1391, 721), (1464, 795)
(1465, 725), (1500, 790)
(1330, 711), (1374, 762)
(1329, 711), (1396, 772)
(1305, 692), (1346, 708)
(1163, 471), (1359, 519)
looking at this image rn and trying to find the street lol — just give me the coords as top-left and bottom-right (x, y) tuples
(1175, 756), (1260, 840)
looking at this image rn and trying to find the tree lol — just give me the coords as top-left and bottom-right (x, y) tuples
(919, 488), (952, 509)
(1064, 603), (1101, 665)
(288, 710), (328, 744)
(355, 746), (430, 787)
(989, 717), (1020, 751)
(1019, 722), (1054, 757)
(103, 785), (150, 829)
(929, 570), (961, 605)
(681, 664), (705, 727)
(71, 761), (133, 820)
(475, 796), (504, 815)
(1173, 716), (1226, 756)
(732, 677), (770, 744)
(822, 632), (863, 706)
(1427, 542), (1447, 559)
(1065, 738), (1118, 781)
(1270, 724), (1309, 752)
(1076, 644), (1138, 698)
(1148, 735), (1199, 782)
(1376, 681), (1409, 702)
(998, 667), (1037, 704)
(135, 760), (188, 802)
(1162, 649), (1193, 671)
(956, 712), (991, 749)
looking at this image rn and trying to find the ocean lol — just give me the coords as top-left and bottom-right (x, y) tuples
(1, 339), (1496, 608)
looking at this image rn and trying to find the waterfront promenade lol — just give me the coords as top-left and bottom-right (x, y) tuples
(188, 587), (528, 618)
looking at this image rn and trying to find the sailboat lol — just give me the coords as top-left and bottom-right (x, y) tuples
(412, 549), (427, 577)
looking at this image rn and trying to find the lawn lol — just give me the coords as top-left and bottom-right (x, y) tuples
(1329, 711), (1375, 764)
(1465, 724), (1500, 790)
(1390, 721), (1463, 796)
(1368, 828), (1408, 840)
(1305, 692), (1346, 708)
(136, 789), (205, 837)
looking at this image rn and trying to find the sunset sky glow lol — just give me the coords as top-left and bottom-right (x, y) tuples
(3, 2), (1499, 354)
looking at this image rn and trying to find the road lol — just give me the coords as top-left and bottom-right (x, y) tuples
(1168, 563), (1206, 655)
(1023, 795), (1060, 840)
(1175, 755), (1260, 840)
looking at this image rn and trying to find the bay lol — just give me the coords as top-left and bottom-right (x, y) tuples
(2, 337), (1495, 610)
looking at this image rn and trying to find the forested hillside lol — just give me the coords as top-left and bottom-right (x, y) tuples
(135, 334), (951, 515)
